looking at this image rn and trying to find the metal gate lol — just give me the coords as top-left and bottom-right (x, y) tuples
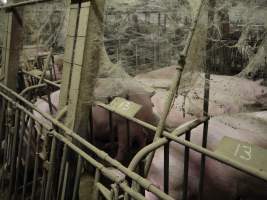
(0, 0), (267, 200)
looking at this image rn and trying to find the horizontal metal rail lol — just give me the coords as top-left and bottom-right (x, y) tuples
(51, 131), (150, 200)
(128, 118), (207, 172)
(22, 70), (60, 89)
(163, 132), (267, 182)
(19, 83), (47, 97)
(0, 83), (173, 200)
(1, 82), (267, 199)
(0, 0), (51, 9)
(2, 82), (267, 184)
(95, 101), (176, 135)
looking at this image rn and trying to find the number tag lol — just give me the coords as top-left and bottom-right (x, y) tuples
(215, 136), (267, 173)
(109, 97), (142, 118)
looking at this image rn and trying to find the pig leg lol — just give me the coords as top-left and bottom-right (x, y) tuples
(115, 123), (128, 162)
(133, 126), (147, 150)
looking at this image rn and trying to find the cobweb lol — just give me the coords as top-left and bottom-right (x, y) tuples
(0, 0), (266, 120)
(103, 0), (267, 126)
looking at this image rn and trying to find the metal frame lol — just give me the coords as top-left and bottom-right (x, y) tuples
(0, 0), (266, 200)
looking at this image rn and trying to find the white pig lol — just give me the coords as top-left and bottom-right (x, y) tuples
(146, 113), (267, 200)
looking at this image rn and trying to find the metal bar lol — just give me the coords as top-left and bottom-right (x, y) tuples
(7, 109), (20, 199)
(0, 85), (204, 200)
(199, 71), (210, 200)
(0, 0), (51, 9)
(120, 182), (147, 200)
(163, 131), (267, 182)
(96, 183), (111, 200)
(46, 90), (53, 115)
(89, 106), (94, 144)
(0, 99), (6, 142)
(14, 112), (26, 198)
(96, 101), (170, 136)
(164, 142), (169, 194)
(0, 91), (51, 130)
(126, 94), (130, 150)
(40, 168), (48, 200)
(60, 162), (69, 200)
(38, 49), (53, 85)
(145, 0), (205, 176)
(182, 131), (191, 200)
(71, 156), (83, 200)
(110, 183), (119, 200)
(129, 119), (206, 171)
(93, 168), (101, 200)
(55, 106), (67, 121)
(139, 159), (145, 196)
(56, 144), (68, 200)
(22, 70), (60, 89)
(22, 117), (33, 200)
(31, 133), (41, 200)
(44, 136), (56, 200)
(1, 83), (267, 194)
(108, 101), (114, 150)
(19, 83), (47, 97)
(52, 130), (174, 200)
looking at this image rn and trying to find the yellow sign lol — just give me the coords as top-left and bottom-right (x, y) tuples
(215, 136), (267, 173)
(109, 97), (142, 118)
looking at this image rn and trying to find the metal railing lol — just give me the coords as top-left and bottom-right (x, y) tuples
(0, 79), (266, 200)
(0, 82), (176, 200)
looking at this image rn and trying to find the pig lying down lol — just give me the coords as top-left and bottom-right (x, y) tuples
(136, 66), (267, 128)
(146, 113), (267, 200)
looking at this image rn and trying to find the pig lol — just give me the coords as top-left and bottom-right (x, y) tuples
(146, 113), (267, 200)
(135, 66), (267, 128)
(33, 86), (157, 163)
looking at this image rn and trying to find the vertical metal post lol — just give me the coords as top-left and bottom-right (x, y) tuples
(198, 72), (210, 200)
(157, 12), (161, 65)
(71, 156), (83, 200)
(7, 108), (20, 199)
(93, 169), (101, 200)
(198, 0), (213, 198)
(56, 144), (68, 199)
(89, 105), (94, 144)
(126, 94), (130, 151)
(30, 133), (40, 200)
(14, 112), (26, 198)
(22, 117), (33, 200)
(108, 97), (114, 151)
(164, 142), (169, 194)
(45, 135), (57, 200)
(4, 9), (23, 91)
(139, 159), (145, 196)
(60, 163), (69, 200)
(40, 168), (48, 200)
(182, 131), (191, 200)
